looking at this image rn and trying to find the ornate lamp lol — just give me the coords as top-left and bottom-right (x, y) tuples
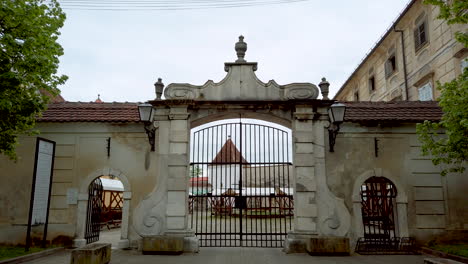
(138, 103), (156, 151)
(327, 103), (346, 152)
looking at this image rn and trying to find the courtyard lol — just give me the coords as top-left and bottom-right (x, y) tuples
(21, 247), (428, 264)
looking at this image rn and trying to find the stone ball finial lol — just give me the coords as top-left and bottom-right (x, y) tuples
(154, 77), (165, 100)
(235, 35), (247, 63)
(318, 77), (330, 100)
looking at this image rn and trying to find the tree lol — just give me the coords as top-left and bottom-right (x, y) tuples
(190, 166), (203, 177)
(0, 0), (67, 159)
(417, 0), (468, 176)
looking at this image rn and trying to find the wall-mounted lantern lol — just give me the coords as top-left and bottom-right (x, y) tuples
(138, 103), (156, 151)
(328, 103), (346, 152)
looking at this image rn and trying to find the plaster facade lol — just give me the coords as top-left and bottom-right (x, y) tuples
(326, 122), (468, 246)
(0, 122), (151, 247)
(334, 0), (468, 102)
(0, 36), (466, 254)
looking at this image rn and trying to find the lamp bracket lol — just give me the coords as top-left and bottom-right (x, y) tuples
(328, 123), (340, 152)
(144, 122), (157, 152)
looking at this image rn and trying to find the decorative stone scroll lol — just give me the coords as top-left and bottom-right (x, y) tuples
(163, 36), (320, 101)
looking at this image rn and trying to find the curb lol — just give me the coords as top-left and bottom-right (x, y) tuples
(421, 247), (468, 264)
(0, 247), (64, 264)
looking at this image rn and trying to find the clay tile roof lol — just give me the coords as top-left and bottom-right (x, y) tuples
(211, 139), (248, 164)
(342, 101), (443, 122)
(37, 102), (140, 123)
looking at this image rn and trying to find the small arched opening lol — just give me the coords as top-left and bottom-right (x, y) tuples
(84, 176), (124, 245)
(352, 171), (413, 254)
(74, 169), (131, 248)
(360, 176), (398, 240)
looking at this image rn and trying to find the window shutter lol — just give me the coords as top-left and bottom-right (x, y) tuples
(420, 22), (427, 44)
(414, 28), (421, 50)
(385, 60), (391, 78)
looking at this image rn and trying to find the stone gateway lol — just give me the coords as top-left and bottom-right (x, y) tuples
(0, 37), (466, 255)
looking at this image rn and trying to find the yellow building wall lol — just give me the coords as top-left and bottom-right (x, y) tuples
(335, 0), (467, 101)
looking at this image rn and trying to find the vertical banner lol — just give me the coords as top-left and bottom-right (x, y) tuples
(26, 138), (56, 250)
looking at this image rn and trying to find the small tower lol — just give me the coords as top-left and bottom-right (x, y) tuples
(95, 94), (103, 103)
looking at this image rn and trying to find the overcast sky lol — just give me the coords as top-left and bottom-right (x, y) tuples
(56, 0), (410, 102)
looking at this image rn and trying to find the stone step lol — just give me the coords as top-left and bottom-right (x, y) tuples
(424, 258), (465, 264)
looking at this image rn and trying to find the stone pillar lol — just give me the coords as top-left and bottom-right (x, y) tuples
(284, 106), (318, 253)
(117, 191), (131, 248)
(163, 106), (199, 251)
(73, 193), (88, 248)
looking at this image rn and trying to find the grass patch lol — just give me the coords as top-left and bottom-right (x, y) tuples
(430, 244), (468, 258)
(0, 246), (46, 261)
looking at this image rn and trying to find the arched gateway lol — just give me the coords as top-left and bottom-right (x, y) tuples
(132, 36), (350, 252)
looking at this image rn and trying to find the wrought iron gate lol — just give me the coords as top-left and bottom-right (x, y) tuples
(356, 176), (415, 254)
(85, 177), (103, 244)
(189, 121), (293, 247)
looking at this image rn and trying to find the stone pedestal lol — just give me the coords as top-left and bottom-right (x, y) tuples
(71, 243), (111, 264)
(72, 239), (86, 248)
(283, 231), (317, 253)
(306, 237), (350, 256)
(142, 236), (184, 255)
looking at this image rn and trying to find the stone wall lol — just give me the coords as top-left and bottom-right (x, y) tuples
(0, 122), (151, 246)
(325, 122), (468, 245)
(335, 0), (467, 101)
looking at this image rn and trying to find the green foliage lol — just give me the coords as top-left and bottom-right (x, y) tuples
(418, 0), (468, 176)
(0, 246), (44, 261)
(424, 0), (468, 45)
(430, 244), (468, 258)
(0, 0), (67, 159)
(190, 165), (203, 177)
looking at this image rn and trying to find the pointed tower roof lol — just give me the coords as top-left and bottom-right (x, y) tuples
(211, 138), (248, 164)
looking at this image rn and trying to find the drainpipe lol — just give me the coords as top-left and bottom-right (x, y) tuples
(394, 27), (409, 100)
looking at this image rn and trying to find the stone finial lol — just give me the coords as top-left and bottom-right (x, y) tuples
(235, 35), (247, 63)
(318, 77), (330, 100)
(154, 78), (164, 100)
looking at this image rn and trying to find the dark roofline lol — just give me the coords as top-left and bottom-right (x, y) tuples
(333, 0), (417, 99)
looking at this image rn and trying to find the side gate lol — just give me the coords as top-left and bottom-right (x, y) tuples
(85, 177), (103, 244)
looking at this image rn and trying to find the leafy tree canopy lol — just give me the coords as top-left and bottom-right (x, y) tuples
(418, 0), (468, 176)
(0, 0), (67, 159)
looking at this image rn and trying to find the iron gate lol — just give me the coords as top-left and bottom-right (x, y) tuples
(360, 176), (397, 240)
(189, 121), (293, 247)
(356, 176), (415, 254)
(85, 177), (103, 244)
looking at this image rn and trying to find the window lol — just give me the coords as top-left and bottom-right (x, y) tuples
(368, 76), (376, 92)
(414, 15), (428, 52)
(461, 58), (468, 73)
(354, 90), (360, 101)
(385, 54), (397, 78)
(418, 82), (433, 101)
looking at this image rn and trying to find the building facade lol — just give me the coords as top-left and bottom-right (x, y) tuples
(334, 0), (467, 102)
(0, 37), (467, 253)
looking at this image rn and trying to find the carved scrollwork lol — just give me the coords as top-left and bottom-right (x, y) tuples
(164, 85), (199, 100)
(284, 84), (319, 100)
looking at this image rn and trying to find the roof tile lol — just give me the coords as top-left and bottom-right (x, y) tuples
(38, 102), (140, 123)
(342, 101), (442, 122)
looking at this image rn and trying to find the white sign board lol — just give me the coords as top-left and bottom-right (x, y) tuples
(31, 139), (55, 225)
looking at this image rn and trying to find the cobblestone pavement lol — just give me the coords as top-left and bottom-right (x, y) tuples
(23, 247), (428, 264)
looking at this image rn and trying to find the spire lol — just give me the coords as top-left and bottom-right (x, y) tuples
(95, 94), (103, 103)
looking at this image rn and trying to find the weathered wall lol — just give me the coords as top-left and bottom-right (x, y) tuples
(325, 122), (468, 245)
(336, 0), (467, 101)
(0, 122), (153, 246)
